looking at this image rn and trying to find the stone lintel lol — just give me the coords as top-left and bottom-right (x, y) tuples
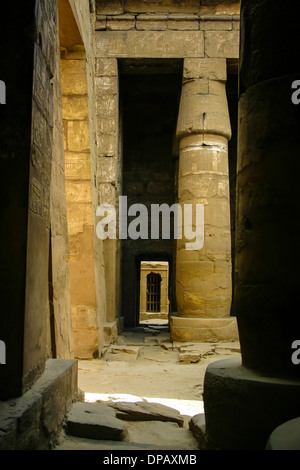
(170, 316), (239, 342)
(96, 30), (204, 58)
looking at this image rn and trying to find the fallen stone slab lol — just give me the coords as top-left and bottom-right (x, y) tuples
(178, 344), (215, 363)
(189, 413), (209, 449)
(65, 402), (128, 441)
(110, 345), (140, 355)
(179, 352), (202, 364)
(104, 345), (140, 362)
(99, 401), (184, 427)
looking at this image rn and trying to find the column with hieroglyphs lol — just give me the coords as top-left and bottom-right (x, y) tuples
(170, 58), (238, 342)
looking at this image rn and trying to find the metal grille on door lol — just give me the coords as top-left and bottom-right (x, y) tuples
(147, 273), (161, 312)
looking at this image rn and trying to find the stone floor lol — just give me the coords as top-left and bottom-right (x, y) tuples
(54, 325), (241, 451)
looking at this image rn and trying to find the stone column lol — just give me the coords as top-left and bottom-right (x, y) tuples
(170, 58), (238, 342)
(198, 0), (300, 450)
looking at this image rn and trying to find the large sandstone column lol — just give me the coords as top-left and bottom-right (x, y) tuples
(199, 0), (300, 450)
(170, 58), (238, 342)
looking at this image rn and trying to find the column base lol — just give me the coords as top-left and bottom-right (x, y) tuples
(170, 315), (239, 342)
(200, 357), (300, 450)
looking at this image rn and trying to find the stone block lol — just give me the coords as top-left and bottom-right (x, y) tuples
(95, 17), (106, 30)
(65, 181), (92, 204)
(97, 133), (117, 157)
(96, 94), (118, 118)
(98, 181), (117, 205)
(107, 14), (136, 30)
(97, 0), (124, 15)
(62, 96), (89, 121)
(95, 76), (118, 95)
(168, 15), (199, 30)
(67, 121), (90, 152)
(61, 60), (87, 95)
(204, 30), (239, 58)
(64, 152), (92, 181)
(95, 58), (118, 76)
(71, 307), (98, 359)
(97, 156), (117, 183)
(104, 345), (140, 361)
(65, 204), (93, 236)
(97, 117), (117, 135)
(125, 0), (201, 14)
(96, 30), (204, 58)
(66, 402), (128, 440)
(200, 20), (232, 31)
(136, 14), (168, 30)
(170, 316), (239, 342)
(103, 321), (119, 344)
(183, 58), (227, 81)
(106, 401), (185, 427)
(189, 413), (212, 450)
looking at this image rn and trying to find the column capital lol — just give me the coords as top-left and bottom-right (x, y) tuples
(176, 76), (232, 141)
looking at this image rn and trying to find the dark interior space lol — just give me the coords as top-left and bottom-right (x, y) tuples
(226, 59), (239, 316)
(119, 59), (183, 328)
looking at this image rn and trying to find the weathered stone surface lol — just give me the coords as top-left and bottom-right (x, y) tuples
(170, 316), (239, 342)
(107, 14), (136, 31)
(95, 58), (118, 77)
(200, 19), (233, 31)
(136, 14), (168, 31)
(179, 343), (214, 363)
(204, 30), (239, 58)
(168, 15), (199, 31)
(124, 0), (201, 14)
(110, 345), (140, 355)
(66, 402), (128, 441)
(60, 60), (87, 95)
(96, 30), (204, 58)
(179, 352), (201, 363)
(101, 401), (184, 427)
(0, 360), (77, 450)
(189, 413), (211, 449)
(183, 58), (226, 81)
(104, 345), (140, 361)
